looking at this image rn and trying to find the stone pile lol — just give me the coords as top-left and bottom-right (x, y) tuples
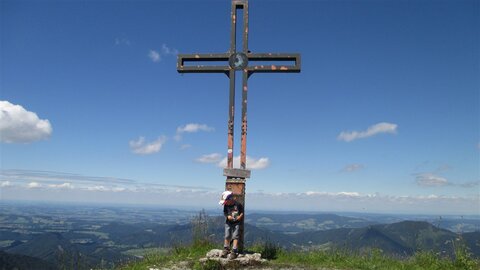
(199, 249), (268, 268)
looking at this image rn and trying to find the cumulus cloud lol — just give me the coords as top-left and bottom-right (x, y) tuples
(148, 50), (161, 62)
(246, 157), (270, 170)
(0, 181), (11, 187)
(87, 185), (109, 192)
(148, 44), (178, 63)
(217, 156), (270, 170)
(48, 182), (73, 189)
(177, 123), (214, 134)
(129, 136), (167, 155)
(196, 153), (223, 163)
(337, 122), (397, 142)
(415, 173), (449, 187)
(0, 100), (52, 143)
(341, 164), (364, 173)
(175, 123), (214, 141)
(337, 191), (361, 197)
(27, 182), (41, 189)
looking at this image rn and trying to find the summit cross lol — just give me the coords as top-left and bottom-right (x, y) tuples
(177, 0), (301, 252)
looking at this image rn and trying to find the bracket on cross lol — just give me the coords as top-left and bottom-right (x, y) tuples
(224, 168), (251, 179)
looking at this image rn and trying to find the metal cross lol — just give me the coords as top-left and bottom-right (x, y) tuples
(177, 0), (301, 252)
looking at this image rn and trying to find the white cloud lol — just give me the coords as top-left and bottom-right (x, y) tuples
(337, 122), (397, 142)
(0, 181), (11, 187)
(161, 44), (178, 55)
(341, 163), (364, 173)
(84, 186), (126, 192)
(87, 185), (109, 191)
(27, 182), (41, 189)
(217, 156), (270, 170)
(0, 100), (52, 143)
(48, 182), (73, 189)
(196, 153), (223, 163)
(0, 169), (137, 185)
(176, 123), (214, 134)
(305, 191), (360, 197)
(129, 136), (167, 155)
(148, 50), (161, 62)
(0, 169), (215, 196)
(175, 123), (214, 141)
(148, 44), (178, 63)
(2, 169), (478, 215)
(415, 173), (449, 187)
(337, 191), (361, 197)
(248, 191), (479, 214)
(247, 157), (270, 170)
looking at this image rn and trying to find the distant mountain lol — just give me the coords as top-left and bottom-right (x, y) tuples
(147, 217), (479, 259)
(291, 221), (478, 257)
(247, 213), (377, 233)
(0, 251), (57, 270)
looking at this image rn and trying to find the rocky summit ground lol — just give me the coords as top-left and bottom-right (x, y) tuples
(145, 249), (338, 270)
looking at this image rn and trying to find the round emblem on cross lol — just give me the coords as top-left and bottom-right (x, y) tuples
(229, 52), (248, 70)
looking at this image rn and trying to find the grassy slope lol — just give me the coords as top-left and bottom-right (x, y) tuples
(118, 240), (479, 270)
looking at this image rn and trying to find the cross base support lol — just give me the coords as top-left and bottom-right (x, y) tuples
(224, 168), (251, 179)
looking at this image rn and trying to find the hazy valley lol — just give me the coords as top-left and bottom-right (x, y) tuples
(1, 201), (479, 269)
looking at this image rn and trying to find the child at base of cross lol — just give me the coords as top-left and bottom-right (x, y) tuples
(219, 191), (244, 259)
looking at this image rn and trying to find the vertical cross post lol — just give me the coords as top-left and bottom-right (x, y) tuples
(177, 0), (301, 253)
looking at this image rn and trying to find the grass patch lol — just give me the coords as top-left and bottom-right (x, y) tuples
(122, 247), (170, 257)
(249, 241), (281, 260)
(271, 248), (479, 270)
(119, 242), (479, 270)
(119, 240), (217, 270)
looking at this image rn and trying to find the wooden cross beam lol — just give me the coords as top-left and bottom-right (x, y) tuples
(177, 0), (301, 253)
(178, 0), (301, 171)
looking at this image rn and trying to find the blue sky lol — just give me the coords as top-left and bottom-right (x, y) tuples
(1, 0), (478, 215)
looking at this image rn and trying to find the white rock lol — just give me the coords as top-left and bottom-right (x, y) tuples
(205, 249), (223, 258)
(200, 249), (267, 268)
